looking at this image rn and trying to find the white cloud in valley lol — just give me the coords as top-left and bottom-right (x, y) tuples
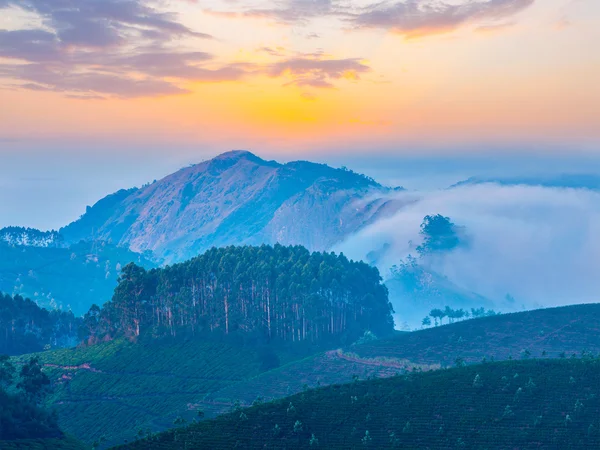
(336, 183), (600, 313)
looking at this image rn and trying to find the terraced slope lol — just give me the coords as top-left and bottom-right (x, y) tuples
(196, 304), (600, 411)
(116, 358), (600, 450)
(1, 436), (85, 450)
(21, 337), (279, 447)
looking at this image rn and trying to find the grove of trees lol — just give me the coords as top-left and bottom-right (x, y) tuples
(423, 306), (499, 327)
(0, 293), (81, 355)
(79, 245), (395, 346)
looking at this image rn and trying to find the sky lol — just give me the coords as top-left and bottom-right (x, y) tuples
(1, 0), (600, 229)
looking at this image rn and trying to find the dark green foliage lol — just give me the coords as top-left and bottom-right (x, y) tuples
(0, 293), (81, 356)
(0, 239), (155, 316)
(81, 245), (394, 345)
(17, 356), (51, 404)
(416, 214), (465, 256)
(116, 359), (600, 450)
(0, 389), (61, 440)
(0, 355), (62, 441)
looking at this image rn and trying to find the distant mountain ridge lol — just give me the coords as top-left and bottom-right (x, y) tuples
(450, 173), (600, 190)
(61, 151), (402, 263)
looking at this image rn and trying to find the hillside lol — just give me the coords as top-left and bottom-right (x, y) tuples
(0, 239), (155, 316)
(23, 337), (309, 447)
(60, 151), (401, 263)
(27, 303), (600, 447)
(193, 304), (600, 410)
(116, 358), (600, 449)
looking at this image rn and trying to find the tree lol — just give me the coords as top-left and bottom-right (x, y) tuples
(422, 316), (432, 328)
(430, 308), (444, 326)
(362, 430), (372, 446)
(0, 354), (15, 389)
(293, 420), (303, 433)
(416, 215), (463, 257)
(17, 356), (50, 404)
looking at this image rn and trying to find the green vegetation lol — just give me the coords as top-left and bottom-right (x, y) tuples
(21, 336), (308, 447)
(115, 358), (600, 449)
(351, 303), (600, 366)
(0, 239), (155, 316)
(24, 302), (599, 447)
(0, 354), (64, 441)
(1, 293), (80, 356)
(0, 436), (85, 450)
(80, 245), (394, 345)
(424, 305), (498, 327)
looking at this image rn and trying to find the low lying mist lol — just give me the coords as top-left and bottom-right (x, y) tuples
(336, 183), (600, 326)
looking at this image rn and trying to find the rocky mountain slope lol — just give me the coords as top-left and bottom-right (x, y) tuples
(61, 151), (402, 263)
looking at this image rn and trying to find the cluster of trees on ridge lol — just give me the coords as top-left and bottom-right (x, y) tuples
(0, 293), (81, 355)
(0, 354), (61, 440)
(79, 245), (395, 346)
(422, 306), (499, 327)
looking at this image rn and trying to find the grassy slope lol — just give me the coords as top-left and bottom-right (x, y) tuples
(354, 303), (600, 365)
(116, 358), (600, 450)
(0, 436), (85, 450)
(25, 304), (600, 447)
(200, 304), (600, 410)
(19, 337), (276, 448)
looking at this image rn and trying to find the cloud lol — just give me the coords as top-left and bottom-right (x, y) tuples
(349, 0), (535, 38)
(205, 0), (534, 38)
(245, 0), (335, 24)
(0, 0), (251, 98)
(0, 1), (370, 97)
(268, 55), (370, 88)
(336, 184), (600, 313)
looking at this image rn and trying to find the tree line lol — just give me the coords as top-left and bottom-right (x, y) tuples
(79, 245), (395, 346)
(422, 306), (499, 327)
(0, 293), (81, 355)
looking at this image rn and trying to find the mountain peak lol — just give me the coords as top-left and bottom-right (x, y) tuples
(214, 150), (255, 160)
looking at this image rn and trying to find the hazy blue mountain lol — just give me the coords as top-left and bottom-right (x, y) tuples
(61, 151), (402, 263)
(450, 173), (600, 190)
(0, 238), (155, 316)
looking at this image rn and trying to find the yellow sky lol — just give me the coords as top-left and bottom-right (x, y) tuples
(0, 0), (599, 154)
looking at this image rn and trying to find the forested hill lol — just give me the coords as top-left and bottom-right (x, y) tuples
(0, 293), (80, 355)
(80, 245), (394, 346)
(60, 151), (402, 263)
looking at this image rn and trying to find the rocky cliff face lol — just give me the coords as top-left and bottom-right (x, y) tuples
(61, 151), (402, 263)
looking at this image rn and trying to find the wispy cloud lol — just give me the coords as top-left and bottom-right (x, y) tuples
(349, 0), (535, 38)
(268, 54), (370, 88)
(208, 0), (535, 38)
(0, 0), (371, 97)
